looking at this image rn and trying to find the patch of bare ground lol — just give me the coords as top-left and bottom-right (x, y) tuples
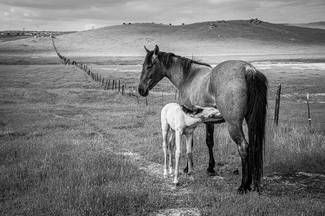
(114, 151), (201, 215)
(263, 172), (325, 199)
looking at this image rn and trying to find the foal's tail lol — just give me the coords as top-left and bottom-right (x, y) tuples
(245, 65), (268, 191)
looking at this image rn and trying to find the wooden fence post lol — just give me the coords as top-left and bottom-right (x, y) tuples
(112, 80), (115, 90)
(118, 80), (121, 92)
(306, 93), (311, 126)
(274, 83), (281, 126)
(104, 80), (108, 90)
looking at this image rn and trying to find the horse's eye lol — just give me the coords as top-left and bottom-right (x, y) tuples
(147, 61), (157, 70)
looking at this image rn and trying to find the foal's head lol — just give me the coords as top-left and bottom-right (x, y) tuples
(181, 105), (220, 120)
(138, 45), (165, 97)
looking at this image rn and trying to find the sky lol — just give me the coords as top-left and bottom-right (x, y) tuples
(0, 0), (324, 31)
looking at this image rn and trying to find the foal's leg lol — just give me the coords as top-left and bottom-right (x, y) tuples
(227, 123), (252, 193)
(173, 130), (182, 185)
(206, 123), (216, 175)
(162, 125), (170, 178)
(168, 132), (175, 176)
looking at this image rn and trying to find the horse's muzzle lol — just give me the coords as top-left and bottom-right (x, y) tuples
(138, 85), (149, 97)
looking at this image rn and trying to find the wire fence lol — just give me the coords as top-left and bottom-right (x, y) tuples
(51, 37), (325, 127)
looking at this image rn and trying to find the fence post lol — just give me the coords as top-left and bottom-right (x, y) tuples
(112, 80), (115, 90)
(306, 93), (311, 126)
(118, 80), (121, 92)
(274, 83), (281, 126)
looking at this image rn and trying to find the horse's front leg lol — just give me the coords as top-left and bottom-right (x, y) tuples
(173, 130), (182, 186)
(206, 123), (216, 175)
(183, 137), (193, 174)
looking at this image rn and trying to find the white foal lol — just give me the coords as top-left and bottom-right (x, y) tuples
(161, 103), (222, 186)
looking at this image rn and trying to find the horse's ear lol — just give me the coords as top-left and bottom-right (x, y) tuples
(144, 46), (150, 54)
(154, 45), (159, 56)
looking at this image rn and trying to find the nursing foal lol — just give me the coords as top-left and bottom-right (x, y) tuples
(161, 103), (222, 186)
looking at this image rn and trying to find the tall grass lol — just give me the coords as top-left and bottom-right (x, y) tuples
(0, 127), (168, 215)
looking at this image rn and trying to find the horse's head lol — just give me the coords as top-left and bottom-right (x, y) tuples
(138, 45), (165, 97)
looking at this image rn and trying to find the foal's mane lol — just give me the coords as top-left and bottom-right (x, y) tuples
(146, 51), (211, 73)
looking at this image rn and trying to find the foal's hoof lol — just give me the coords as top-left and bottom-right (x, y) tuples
(172, 183), (179, 189)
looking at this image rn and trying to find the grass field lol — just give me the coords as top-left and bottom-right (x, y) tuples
(1, 21), (325, 215)
(1, 62), (325, 215)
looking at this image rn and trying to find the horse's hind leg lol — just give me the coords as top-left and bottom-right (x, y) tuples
(227, 123), (252, 193)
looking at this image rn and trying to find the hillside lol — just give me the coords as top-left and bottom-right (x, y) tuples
(290, 21), (325, 29)
(1, 20), (325, 63)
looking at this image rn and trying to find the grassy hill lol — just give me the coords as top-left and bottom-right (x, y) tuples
(290, 21), (325, 29)
(1, 19), (325, 63)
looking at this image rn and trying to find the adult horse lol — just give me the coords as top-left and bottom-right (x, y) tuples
(138, 45), (268, 193)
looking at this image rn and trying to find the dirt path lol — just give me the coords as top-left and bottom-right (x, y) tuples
(115, 151), (201, 216)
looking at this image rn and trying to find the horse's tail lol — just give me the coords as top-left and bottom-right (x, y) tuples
(245, 65), (268, 191)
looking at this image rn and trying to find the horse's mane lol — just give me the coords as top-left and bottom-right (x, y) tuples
(146, 51), (211, 73)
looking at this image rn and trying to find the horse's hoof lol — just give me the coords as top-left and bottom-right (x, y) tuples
(183, 167), (188, 174)
(237, 185), (252, 194)
(206, 169), (217, 176)
(252, 184), (261, 194)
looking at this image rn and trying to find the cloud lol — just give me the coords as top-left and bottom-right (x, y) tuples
(0, 0), (324, 31)
(0, 0), (131, 10)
